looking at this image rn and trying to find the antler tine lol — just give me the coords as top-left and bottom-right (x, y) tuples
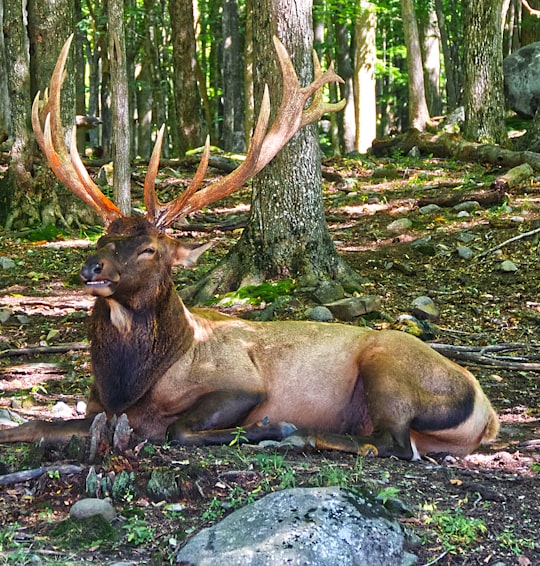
(144, 124), (165, 224)
(153, 36), (344, 226)
(32, 34), (123, 225)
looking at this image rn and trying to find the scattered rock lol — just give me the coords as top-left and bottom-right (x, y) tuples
(305, 306), (334, 322)
(70, 497), (116, 522)
(418, 204), (440, 215)
(324, 295), (382, 321)
(0, 309), (12, 323)
(411, 236), (436, 256)
(503, 42), (540, 118)
(311, 280), (345, 304)
(0, 257), (15, 270)
(457, 245), (473, 260)
(51, 402), (74, 419)
(410, 296), (440, 322)
(498, 260), (518, 272)
(456, 210), (470, 218)
(175, 487), (417, 566)
(387, 218), (413, 233)
(453, 201), (480, 212)
(147, 468), (181, 502)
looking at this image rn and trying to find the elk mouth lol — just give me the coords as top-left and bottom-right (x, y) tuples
(81, 277), (117, 297)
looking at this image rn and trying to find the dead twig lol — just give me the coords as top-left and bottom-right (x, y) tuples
(0, 464), (83, 486)
(475, 226), (540, 259)
(430, 342), (540, 371)
(0, 342), (89, 358)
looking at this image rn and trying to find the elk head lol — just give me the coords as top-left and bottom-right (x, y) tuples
(32, 34), (345, 257)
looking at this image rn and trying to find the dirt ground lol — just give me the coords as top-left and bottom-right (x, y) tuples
(0, 155), (539, 565)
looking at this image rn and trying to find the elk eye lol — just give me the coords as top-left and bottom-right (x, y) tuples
(138, 247), (156, 257)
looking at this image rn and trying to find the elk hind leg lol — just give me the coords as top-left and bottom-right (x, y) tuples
(166, 390), (296, 446)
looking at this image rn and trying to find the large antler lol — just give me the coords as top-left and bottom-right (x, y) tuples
(33, 35), (345, 230)
(149, 37), (346, 228)
(32, 34), (124, 226)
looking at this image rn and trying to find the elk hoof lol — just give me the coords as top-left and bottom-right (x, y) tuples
(358, 443), (378, 457)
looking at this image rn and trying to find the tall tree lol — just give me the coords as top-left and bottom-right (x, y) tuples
(190, 0), (363, 302)
(0, 0), (10, 143)
(108, 0), (131, 214)
(401, 0), (431, 130)
(354, 1), (377, 153)
(462, 0), (507, 145)
(222, 0), (245, 151)
(169, 0), (204, 155)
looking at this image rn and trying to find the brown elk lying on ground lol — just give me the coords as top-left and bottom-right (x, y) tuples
(0, 36), (499, 459)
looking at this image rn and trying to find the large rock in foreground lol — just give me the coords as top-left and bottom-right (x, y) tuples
(175, 487), (417, 565)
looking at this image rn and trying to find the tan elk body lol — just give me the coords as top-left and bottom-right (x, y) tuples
(0, 36), (498, 459)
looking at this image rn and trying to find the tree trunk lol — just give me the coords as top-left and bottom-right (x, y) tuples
(222, 0), (245, 152)
(462, 0), (507, 145)
(169, 0), (203, 156)
(353, 1), (377, 153)
(1, 0), (96, 230)
(108, 0), (132, 214)
(420, 4), (442, 116)
(0, 0), (11, 143)
(401, 0), (431, 130)
(334, 21), (355, 153)
(434, 0), (460, 109)
(189, 0), (363, 303)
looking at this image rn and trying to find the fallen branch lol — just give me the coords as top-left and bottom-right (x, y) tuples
(430, 342), (540, 371)
(0, 342), (89, 358)
(475, 226), (540, 259)
(0, 464), (83, 486)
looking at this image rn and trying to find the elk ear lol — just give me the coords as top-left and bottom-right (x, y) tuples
(172, 241), (213, 268)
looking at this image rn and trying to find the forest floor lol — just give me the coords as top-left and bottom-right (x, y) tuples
(0, 152), (539, 565)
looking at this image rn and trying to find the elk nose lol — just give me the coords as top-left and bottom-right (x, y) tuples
(80, 258), (104, 281)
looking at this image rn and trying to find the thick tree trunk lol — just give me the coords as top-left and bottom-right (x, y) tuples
(420, 5), (442, 117)
(353, 1), (377, 153)
(189, 0), (363, 303)
(462, 0), (507, 145)
(0, 0), (11, 143)
(434, 0), (460, 109)
(401, 0), (431, 130)
(168, 0), (203, 156)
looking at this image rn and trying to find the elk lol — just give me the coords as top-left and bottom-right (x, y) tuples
(0, 36), (498, 459)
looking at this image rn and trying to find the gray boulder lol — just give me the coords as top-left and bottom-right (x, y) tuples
(503, 42), (540, 119)
(175, 487), (417, 565)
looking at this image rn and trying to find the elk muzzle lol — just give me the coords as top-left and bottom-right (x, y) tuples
(80, 253), (119, 297)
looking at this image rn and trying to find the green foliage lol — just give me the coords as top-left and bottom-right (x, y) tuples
(122, 516), (155, 546)
(421, 503), (487, 554)
(213, 279), (294, 307)
(498, 526), (536, 555)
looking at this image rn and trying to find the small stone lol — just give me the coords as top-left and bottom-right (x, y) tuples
(498, 260), (518, 272)
(0, 257), (15, 270)
(411, 296), (440, 321)
(408, 146), (420, 157)
(0, 309), (12, 323)
(456, 210), (470, 218)
(453, 200), (480, 212)
(387, 218), (413, 233)
(311, 280), (345, 304)
(305, 306), (334, 322)
(325, 295), (382, 321)
(76, 401), (87, 415)
(457, 246), (473, 260)
(51, 401), (73, 418)
(70, 497), (116, 522)
(418, 204), (440, 215)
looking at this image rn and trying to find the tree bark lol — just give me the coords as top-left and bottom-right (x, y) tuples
(108, 0), (132, 214)
(168, 0), (203, 156)
(462, 0), (507, 145)
(188, 0), (363, 303)
(222, 0), (245, 152)
(401, 0), (431, 130)
(0, 0), (11, 143)
(353, 1), (377, 153)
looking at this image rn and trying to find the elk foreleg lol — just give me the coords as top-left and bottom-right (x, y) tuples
(166, 390), (296, 446)
(0, 417), (95, 445)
